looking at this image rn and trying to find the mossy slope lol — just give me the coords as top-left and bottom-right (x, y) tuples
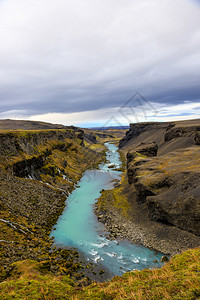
(0, 248), (200, 299)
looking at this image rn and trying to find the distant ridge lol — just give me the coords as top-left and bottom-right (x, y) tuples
(90, 126), (129, 130)
(0, 119), (68, 130)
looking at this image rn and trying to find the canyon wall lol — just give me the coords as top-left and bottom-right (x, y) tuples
(119, 119), (200, 236)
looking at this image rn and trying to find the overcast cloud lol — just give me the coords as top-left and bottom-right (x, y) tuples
(0, 0), (200, 126)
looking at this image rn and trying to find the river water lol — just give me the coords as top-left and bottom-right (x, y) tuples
(51, 143), (163, 276)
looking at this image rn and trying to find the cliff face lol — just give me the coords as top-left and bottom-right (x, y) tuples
(0, 126), (105, 275)
(119, 119), (200, 154)
(0, 128), (79, 156)
(119, 119), (200, 236)
(0, 126), (99, 178)
(119, 122), (170, 149)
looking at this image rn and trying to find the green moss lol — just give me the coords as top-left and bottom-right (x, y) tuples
(96, 174), (132, 218)
(118, 150), (126, 172)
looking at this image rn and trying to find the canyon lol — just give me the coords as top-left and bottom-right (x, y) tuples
(0, 119), (200, 299)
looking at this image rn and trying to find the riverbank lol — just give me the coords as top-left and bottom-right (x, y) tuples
(95, 172), (200, 257)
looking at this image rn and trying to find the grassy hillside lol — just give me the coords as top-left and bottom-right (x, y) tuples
(0, 248), (199, 299)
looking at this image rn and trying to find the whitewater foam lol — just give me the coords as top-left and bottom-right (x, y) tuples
(89, 249), (98, 256)
(131, 257), (140, 263)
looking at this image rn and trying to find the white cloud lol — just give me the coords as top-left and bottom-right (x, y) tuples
(22, 100), (200, 127)
(0, 0), (200, 120)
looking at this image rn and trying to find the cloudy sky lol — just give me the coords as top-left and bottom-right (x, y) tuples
(0, 0), (200, 127)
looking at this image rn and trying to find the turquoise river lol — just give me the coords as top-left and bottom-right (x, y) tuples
(51, 142), (164, 277)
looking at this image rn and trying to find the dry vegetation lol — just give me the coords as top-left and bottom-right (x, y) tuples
(0, 248), (200, 299)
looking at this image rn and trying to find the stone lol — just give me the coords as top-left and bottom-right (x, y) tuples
(161, 256), (169, 262)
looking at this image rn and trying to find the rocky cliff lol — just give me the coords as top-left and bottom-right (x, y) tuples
(0, 124), (107, 280)
(119, 119), (200, 236)
(0, 127), (86, 156)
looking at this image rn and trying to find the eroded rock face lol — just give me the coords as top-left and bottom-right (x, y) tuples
(119, 122), (160, 148)
(164, 126), (200, 142)
(195, 131), (200, 145)
(164, 128), (186, 142)
(119, 120), (200, 157)
(0, 126), (91, 157)
(127, 142), (158, 184)
(12, 151), (51, 178)
(127, 142), (158, 200)
(135, 142), (158, 157)
(127, 142), (158, 163)
(120, 119), (200, 236)
(134, 182), (156, 204)
(147, 173), (200, 235)
(119, 122), (173, 151)
(84, 133), (97, 144)
(0, 129), (76, 156)
(126, 145), (200, 236)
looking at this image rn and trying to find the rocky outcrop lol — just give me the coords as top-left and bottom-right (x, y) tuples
(0, 123), (93, 157)
(164, 126), (200, 142)
(0, 168), (66, 229)
(122, 119), (200, 236)
(119, 122), (168, 149)
(0, 129), (76, 156)
(164, 127), (186, 141)
(127, 142), (158, 162)
(12, 150), (51, 178)
(147, 172), (200, 235)
(84, 133), (97, 144)
(119, 119), (200, 155)
(126, 146), (200, 235)
(127, 142), (157, 185)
